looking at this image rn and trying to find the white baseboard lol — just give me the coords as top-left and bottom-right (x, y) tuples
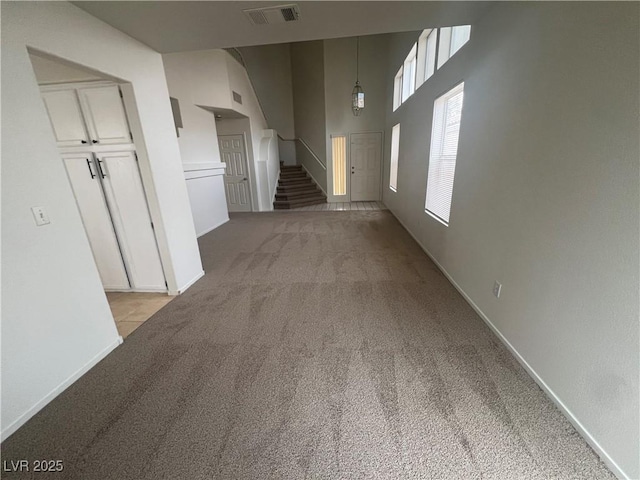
(300, 164), (327, 196)
(197, 217), (229, 238)
(390, 211), (629, 480)
(104, 288), (168, 293)
(170, 270), (205, 296)
(1, 337), (122, 442)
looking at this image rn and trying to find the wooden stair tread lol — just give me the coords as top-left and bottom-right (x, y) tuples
(274, 164), (326, 209)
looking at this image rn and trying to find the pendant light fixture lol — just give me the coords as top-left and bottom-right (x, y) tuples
(352, 37), (365, 116)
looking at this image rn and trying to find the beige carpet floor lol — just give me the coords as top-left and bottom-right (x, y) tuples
(1, 211), (614, 479)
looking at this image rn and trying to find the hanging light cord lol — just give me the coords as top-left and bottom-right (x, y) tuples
(356, 37), (360, 83)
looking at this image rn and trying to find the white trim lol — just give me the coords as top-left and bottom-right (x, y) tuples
(390, 211), (629, 480)
(38, 80), (116, 91)
(271, 170), (280, 207)
(170, 270), (205, 296)
(58, 144), (136, 155)
(183, 162), (226, 173)
(300, 164), (327, 196)
(0, 337), (122, 442)
(196, 217), (229, 238)
(425, 208), (449, 227)
(104, 288), (167, 293)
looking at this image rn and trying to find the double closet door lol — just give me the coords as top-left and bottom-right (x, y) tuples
(43, 82), (166, 292)
(62, 151), (166, 291)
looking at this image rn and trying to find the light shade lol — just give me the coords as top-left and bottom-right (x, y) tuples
(352, 81), (365, 116)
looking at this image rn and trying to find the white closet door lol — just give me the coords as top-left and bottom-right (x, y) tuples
(42, 89), (90, 147)
(78, 85), (132, 146)
(97, 151), (166, 290)
(62, 153), (130, 290)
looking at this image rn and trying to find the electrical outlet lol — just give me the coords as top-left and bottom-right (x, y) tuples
(31, 206), (50, 226)
(493, 281), (502, 299)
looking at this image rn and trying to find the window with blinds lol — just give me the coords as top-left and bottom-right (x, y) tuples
(389, 124), (401, 191)
(332, 135), (347, 196)
(425, 82), (464, 225)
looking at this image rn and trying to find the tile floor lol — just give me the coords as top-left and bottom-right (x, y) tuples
(291, 201), (387, 212)
(106, 292), (174, 339)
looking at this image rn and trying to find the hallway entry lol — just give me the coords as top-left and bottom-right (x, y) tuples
(350, 132), (382, 201)
(219, 134), (251, 212)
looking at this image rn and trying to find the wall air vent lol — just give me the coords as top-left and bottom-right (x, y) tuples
(243, 4), (300, 25)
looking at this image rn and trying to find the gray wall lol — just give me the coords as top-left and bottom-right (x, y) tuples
(323, 34), (389, 200)
(382, 3), (639, 478)
(239, 43), (297, 165)
(324, 35), (389, 138)
(291, 40), (327, 165)
(239, 44), (295, 138)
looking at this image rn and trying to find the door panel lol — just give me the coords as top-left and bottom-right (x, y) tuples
(42, 89), (89, 147)
(219, 135), (251, 212)
(62, 153), (130, 289)
(78, 85), (132, 145)
(350, 132), (382, 201)
(98, 151), (166, 290)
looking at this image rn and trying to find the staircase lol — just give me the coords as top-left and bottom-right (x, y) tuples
(274, 164), (326, 209)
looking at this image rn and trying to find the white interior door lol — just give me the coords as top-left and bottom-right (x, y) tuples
(350, 132), (382, 201)
(219, 134), (251, 212)
(41, 89), (90, 147)
(62, 153), (130, 290)
(78, 85), (132, 146)
(97, 151), (166, 290)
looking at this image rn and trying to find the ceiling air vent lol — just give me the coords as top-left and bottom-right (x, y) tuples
(243, 4), (300, 25)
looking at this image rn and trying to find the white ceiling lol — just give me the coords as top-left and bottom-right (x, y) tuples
(72, 1), (495, 53)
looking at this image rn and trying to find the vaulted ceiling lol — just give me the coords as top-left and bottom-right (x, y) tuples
(72, 1), (494, 53)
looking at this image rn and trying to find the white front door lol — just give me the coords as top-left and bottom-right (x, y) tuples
(97, 151), (166, 290)
(77, 85), (132, 146)
(219, 134), (251, 212)
(350, 132), (382, 201)
(62, 152), (130, 290)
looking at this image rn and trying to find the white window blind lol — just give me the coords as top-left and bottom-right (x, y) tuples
(425, 82), (464, 224)
(389, 124), (401, 191)
(332, 135), (347, 196)
(416, 29), (438, 88)
(393, 67), (403, 111)
(402, 44), (417, 102)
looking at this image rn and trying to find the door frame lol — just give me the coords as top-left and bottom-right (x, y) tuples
(348, 131), (384, 202)
(218, 132), (254, 212)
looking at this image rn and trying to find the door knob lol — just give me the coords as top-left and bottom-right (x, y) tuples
(81, 140), (88, 144)
(243, 177), (247, 181)
(92, 140), (99, 144)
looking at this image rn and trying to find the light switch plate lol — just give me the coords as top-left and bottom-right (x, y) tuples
(31, 206), (50, 226)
